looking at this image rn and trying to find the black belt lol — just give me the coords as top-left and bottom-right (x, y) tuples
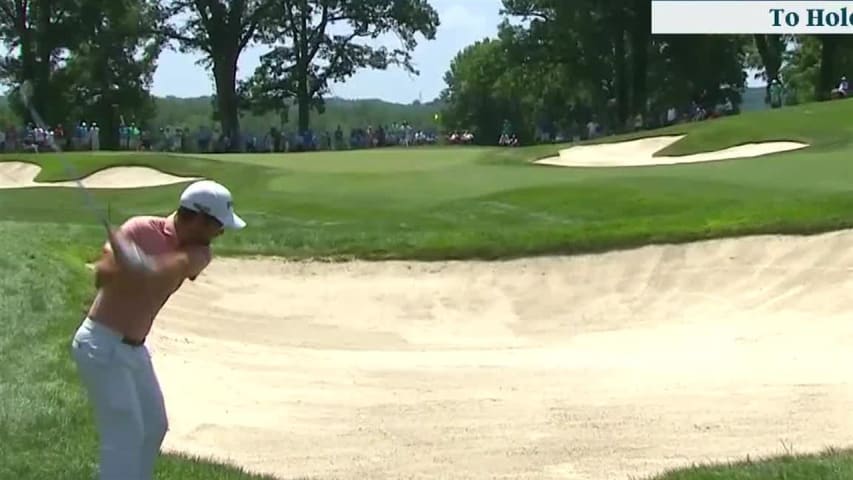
(122, 337), (145, 347)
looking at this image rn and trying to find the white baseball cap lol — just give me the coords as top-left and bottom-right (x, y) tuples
(179, 180), (246, 230)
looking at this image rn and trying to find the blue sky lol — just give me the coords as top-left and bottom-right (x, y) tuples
(150, 0), (763, 102)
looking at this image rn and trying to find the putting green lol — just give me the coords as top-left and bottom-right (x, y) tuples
(175, 146), (490, 173)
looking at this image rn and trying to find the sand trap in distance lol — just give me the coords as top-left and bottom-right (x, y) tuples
(535, 135), (809, 167)
(148, 229), (853, 480)
(0, 161), (200, 189)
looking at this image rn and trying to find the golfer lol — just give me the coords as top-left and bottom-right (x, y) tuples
(70, 180), (246, 480)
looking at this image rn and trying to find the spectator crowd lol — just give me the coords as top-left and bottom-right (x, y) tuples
(0, 119), (444, 154)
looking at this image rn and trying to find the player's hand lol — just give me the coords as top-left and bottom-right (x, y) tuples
(107, 229), (154, 274)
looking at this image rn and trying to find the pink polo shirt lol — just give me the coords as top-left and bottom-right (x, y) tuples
(87, 213), (211, 341)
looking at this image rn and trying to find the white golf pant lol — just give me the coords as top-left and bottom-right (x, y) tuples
(71, 318), (168, 480)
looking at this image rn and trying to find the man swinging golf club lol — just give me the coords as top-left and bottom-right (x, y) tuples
(71, 180), (246, 480)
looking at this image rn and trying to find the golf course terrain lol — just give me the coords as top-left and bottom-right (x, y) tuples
(4, 98), (853, 479)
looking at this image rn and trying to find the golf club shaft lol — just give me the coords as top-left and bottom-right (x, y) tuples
(19, 82), (111, 231)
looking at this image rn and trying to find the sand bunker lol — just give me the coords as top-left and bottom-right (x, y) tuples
(0, 161), (199, 189)
(535, 135), (809, 167)
(148, 230), (853, 480)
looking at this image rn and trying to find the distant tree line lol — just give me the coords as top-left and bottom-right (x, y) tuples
(0, 1), (848, 151)
(438, 1), (853, 145)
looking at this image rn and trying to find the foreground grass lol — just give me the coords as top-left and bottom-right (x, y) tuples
(0, 222), (279, 480)
(648, 448), (853, 480)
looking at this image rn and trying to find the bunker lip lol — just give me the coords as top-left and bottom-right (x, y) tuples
(533, 135), (810, 168)
(0, 161), (200, 189)
(149, 228), (853, 480)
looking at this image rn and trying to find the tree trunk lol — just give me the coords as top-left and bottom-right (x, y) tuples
(754, 34), (782, 104)
(296, 3), (310, 133)
(817, 35), (838, 101)
(213, 50), (241, 151)
(34, 0), (54, 123)
(630, 0), (649, 117)
(17, 7), (36, 124)
(99, 100), (118, 150)
(297, 74), (310, 133)
(614, 24), (628, 129)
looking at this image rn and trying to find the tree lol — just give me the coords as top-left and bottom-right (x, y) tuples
(440, 33), (542, 144)
(0, 0), (78, 125)
(646, 35), (748, 115)
(242, 0), (440, 132)
(746, 34), (788, 104)
(63, 0), (165, 149)
(778, 35), (853, 104)
(779, 36), (819, 105)
(812, 35), (853, 100)
(165, 0), (277, 150)
(501, 0), (637, 128)
(629, 0), (650, 115)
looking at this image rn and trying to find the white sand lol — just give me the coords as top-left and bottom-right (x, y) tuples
(535, 135), (809, 167)
(147, 229), (853, 480)
(0, 161), (199, 189)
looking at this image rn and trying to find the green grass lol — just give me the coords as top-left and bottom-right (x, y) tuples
(4, 99), (853, 261)
(646, 448), (853, 480)
(574, 97), (853, 157)
(4, 98), (853, 479)
(0, 222), (280, 480)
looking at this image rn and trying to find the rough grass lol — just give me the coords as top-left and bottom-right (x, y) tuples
(4, 99), (853, 479)
(0, 222), (284, 479)
(646, 448), (853, 480)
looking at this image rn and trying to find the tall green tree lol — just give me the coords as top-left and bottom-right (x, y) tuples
(652, 35), (748, 106)
(440, 30), (550, 144)
(164, 0), (277, 150)
(446, 1), (750, 141)
(629, 0), (650, 115)
(746, 34), (788, 104)
(63, 0), (165, 148)
(241, 0), (440, 132)
(780, 35), (853, 104)
(501, 0), (637, 127)
(0, 0), (78, 125)
(812, 35), (853, 100)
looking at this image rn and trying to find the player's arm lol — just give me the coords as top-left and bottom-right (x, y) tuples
(93, 243), (120, 289)
(105, 226), (210, 282)
(136, 247), (211, 283)
(107, 228), (155, 273)
(94, 229), (151, 287)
